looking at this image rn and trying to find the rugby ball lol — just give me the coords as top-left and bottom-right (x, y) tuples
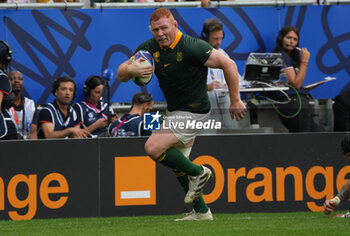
(131, 50), (155, 86)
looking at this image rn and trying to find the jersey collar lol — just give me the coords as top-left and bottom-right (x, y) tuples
(169, 30), (183, 50)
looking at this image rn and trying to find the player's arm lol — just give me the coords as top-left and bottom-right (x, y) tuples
(204, 49), (246, 121)
(117, 57), (153, 82)
(324, 179), (350, 214)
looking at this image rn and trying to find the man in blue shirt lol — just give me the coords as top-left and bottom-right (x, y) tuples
(38, 76), (89, 139)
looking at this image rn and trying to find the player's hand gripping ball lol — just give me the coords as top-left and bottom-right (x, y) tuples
(131, 50), (155, 86)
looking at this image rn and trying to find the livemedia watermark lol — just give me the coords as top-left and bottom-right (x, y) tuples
(143, 111), (222, 131)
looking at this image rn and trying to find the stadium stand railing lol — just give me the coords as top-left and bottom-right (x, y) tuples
(93, 0), (350, 9)
(209, 0), (318, 7)
(94, 0), (318, 9)
(0, 2), (85, 9)
(322, 0), (350, 4)
(94, 1), (201, 9)
(0, 0), (349, 9)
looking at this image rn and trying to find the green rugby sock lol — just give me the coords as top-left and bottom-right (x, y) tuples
(175, 171), (208, 213)
(156, 147), (202, 176)
(193, 195), (209, 213)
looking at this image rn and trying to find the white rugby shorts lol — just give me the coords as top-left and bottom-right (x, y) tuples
(162, 110), (211, 144)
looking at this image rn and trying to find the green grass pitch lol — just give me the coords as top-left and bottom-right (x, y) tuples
(0, 211), (348, 236)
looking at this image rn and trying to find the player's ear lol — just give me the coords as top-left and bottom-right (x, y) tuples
(173, 20), (178, 28)
(141, 102), (148, 110)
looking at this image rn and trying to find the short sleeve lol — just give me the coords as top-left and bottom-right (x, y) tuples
(0, 74), (11, 96)
(134, 39), (154, 54)
(281, 52), (296, 71)
(39, 108), (53, 124)
(185, 38), (213, 66)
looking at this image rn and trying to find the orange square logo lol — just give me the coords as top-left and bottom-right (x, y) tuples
(115, 156), (156, 206)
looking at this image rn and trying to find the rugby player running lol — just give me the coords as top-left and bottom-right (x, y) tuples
(117, 8), (246, 221)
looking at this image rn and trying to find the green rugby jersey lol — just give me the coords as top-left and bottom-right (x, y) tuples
(135, 31), (213, 113)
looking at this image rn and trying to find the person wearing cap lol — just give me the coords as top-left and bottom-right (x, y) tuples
(107, 92), (153, 137)
(323, 134), (350, 217)
(0, 40), (18, 140)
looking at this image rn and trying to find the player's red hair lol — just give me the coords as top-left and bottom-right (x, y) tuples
(150, 8), (174, 23)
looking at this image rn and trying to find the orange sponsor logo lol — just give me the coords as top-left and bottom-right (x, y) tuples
(115, 156), (156, 206)
(0, 173), (69, 220)
(194, 155), (350, 212)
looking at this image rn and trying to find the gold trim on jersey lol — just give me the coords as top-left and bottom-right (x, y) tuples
(169, 30), (183, 49)
(153, 51), (160, 63)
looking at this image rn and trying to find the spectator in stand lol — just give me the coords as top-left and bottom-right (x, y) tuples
(108, 92), (153, 137)
(8, 70), (36, 139)
(37, 76), (89, 139)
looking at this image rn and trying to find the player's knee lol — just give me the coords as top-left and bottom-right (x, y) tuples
(145, 140), (160, 160)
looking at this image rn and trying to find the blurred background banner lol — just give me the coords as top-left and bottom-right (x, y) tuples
(0, 5), (349, 103)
